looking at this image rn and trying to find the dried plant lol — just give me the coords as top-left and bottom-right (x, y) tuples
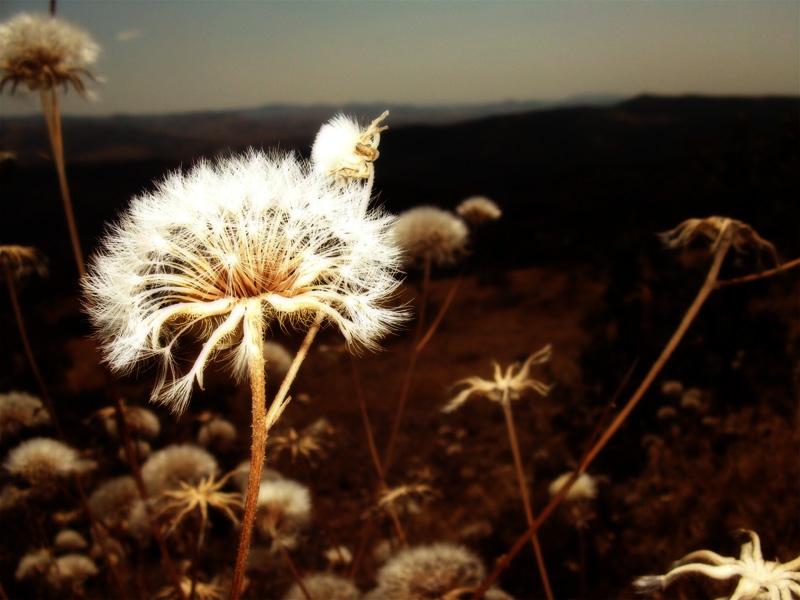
(0, 391), (50, 441)
(311, 110), (388, 186)
(455, 196), (502, 227)
(392, 206), (469, 269)
(4, 436), (93, 487)
(282, 572), (361, 600)
(633, 530), (800, 600)
(268, 418), (334, 465)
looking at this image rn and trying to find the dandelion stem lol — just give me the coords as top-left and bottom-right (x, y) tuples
(229, 318), (320, 600)
(470, 234), (734, 600)
(39, 87), (85, 278)
(279, 544), (314, 600)
(715, 256), (800, 288)
(500, 396), (553, 600)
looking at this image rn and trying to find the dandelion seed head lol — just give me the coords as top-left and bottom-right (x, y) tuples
(4, 437), (90, 485)
(548, 472), (598, 501)
(374, 542), (486, 600)
(256, 478), (311, 551)
(15, 548), (52, 581)
(83, 150), (405, 414)
(101, 404), (160, 440)
(311, 111), (387, 184)
(197, 417), (238, 453)
(140, 443), (218, 496)
(88, 475), (138, 528)
(262, 340), (293, 379)
(0, 12), (99, 94)
(46, 553), (98, 591)
(392, 206), (469, 268)
(456, 196), (502, 227)
(54, 529), (89, 552)
(0, 390), (50, 441)
(282, 573), (361, 600)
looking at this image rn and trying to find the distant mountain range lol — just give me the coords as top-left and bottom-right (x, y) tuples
(1, 94), (625, 164)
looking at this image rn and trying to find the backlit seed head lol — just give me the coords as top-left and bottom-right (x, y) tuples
(456, 196), (502, 227)
(311, 111), (388, 184)
(4, 437), (92, 486)
(140, 443), (218, 496)
(54, 529), (89, 553)
(255, 478), (312, 551)
(197, 417), (238, 453)
(283, 573), (361, 600)
(0, 390), (50, 441)
(0, 12), (99, 94)
(392, 206), (469, 268)
(548, 472), (598, 502)
(88, 475), (138, 529)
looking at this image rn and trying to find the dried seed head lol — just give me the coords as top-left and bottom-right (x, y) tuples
(197, 417), (238, 453)
(548, 472), (598, 502)
(262, 340), (294, 379)
(83, 149), (405, 414)
(54, 529), (89, 552)
(283, 572), (361, 600)
(0, 390), (50, 441)
(312, 111), (388, 184)
(98, 404), (160, 440)
(4, 437), (92, 486)
(45, 553), (98, 591)
(374, 542), (486, 600)
(88, 475), (138, 529)
(392, 206), (469, 268)
(0, 245), (47, 280)
(658, 216), (778, 262)
(256, 478), (312, 551)
(15, 548), (53, 581)
(0, 12), (99, 94)
(141, 443), (218, 496)
(456, 196), (502, 227)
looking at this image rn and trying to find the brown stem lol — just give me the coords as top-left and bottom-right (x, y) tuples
(415, 274), (462, 353)
(229, 320), (320, 600)
(501, 398), (553, 600)
(39, 88), (86, 278)
(350, 357), (384, 482)
(715, 256), (800, 288)
(279, 544), (313, 600)
(470, 236), (733, 600)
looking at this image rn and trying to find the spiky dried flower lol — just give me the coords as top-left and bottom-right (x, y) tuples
(0, 245), (47, 280)
(456, 196), (502, 227)
(154, 576), (226, 600)
(255, 478), (311, 551)
(311, 111), (388, 184)
(374, 542), (486, 600)
(0, 13), (98, 94)
(658, 216), (778, 262)
(0, 390), (50, 440)
(548, 472), (598, 502)
(267, 417), (334, 465)
(633, 530), (800, 600)
(4, 437), (92, 485)
(378, 483), (436, 513)
(392, 206), (469, 268)
(83, 150), (405, 414)
(283, 572), (362, 600)
(156, 469), (243, 543)
(443, 345), (553, 412)
(140, 443), (218, 496)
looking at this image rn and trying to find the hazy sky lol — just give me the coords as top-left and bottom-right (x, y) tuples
(0, 0), (797, 117)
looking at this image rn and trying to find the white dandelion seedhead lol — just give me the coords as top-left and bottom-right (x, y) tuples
(4, 437), (92, 486)
(0, 390), (50, 441)
(87, 475), (138, 529)
(456, 196), (502, 227)
(255, 478), (312, 551)
(0, 12), (99, 94)
(54, 529), (89, 553)
(83, 149), (406, 414)
(374, 542), (487, 600)
(282, 573), (361, 600)
(140, 443), (218, 496)
(392, 206), (469, 268)
(548, 471), (598, 502)
(312, 111), (388, 184)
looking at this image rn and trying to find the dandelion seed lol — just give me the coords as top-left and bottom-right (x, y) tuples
(633, 530), (800, 600)
(140, 443), (218, 496)
(83, 150), (405, 415)
(4, 437), (92, 486)
(0, 390), (50, 441)
(255, 478), (311, 552)
(283, 572), (361, 600)
(373, 542), (486, 600)
(392, 206), (469, 268)
(0, 12), (99, 94)
(456, 196), (502, 227)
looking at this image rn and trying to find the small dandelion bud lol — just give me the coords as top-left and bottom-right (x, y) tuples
(0, 390), (50, 441)
(197, 417), (238, 453)
(374, 542), (487, 600)
(54, 529), (89, 553)
(456, 196), (502, 227)
(392, 206), (469, 268)
(0, 12), (99, 94)
(282, 572), (361, 600)
(140, 443), (218, 496)
(548, 472), (598, 501)
(4, 437), (92, 486)
(311, 111), (388, 184)
(255, 478), (311, 551)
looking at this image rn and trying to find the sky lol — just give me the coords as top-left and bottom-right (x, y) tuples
(0, 0), (798, 117)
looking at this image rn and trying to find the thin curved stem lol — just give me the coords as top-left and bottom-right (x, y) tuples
(470, 236), (733, 600)
(501, 398), (553, 600)
(715, 256), (800, 288)
(279, 544), (313, 600)
(229, 319), (320, 600)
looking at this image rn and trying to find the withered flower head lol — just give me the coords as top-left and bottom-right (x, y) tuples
(0, 245), (47, 280)
(311, 111), (388, 184)
(456, 196), (502, 227)
(659, 216), (778, 263)
(392, 206), (469, 268)
(0, 12), (99, 94)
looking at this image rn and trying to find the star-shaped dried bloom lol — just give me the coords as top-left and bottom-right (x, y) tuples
(658, 216), (778, 263)
(83, 149), (405, 414)
(633, 530), (800, 600)
(267, 417), (333, 465)
(311, 111), (388, 184)
(443, 345), (553, 412)
(0, 13), (99, 94)
(0, 245), (47, 280)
